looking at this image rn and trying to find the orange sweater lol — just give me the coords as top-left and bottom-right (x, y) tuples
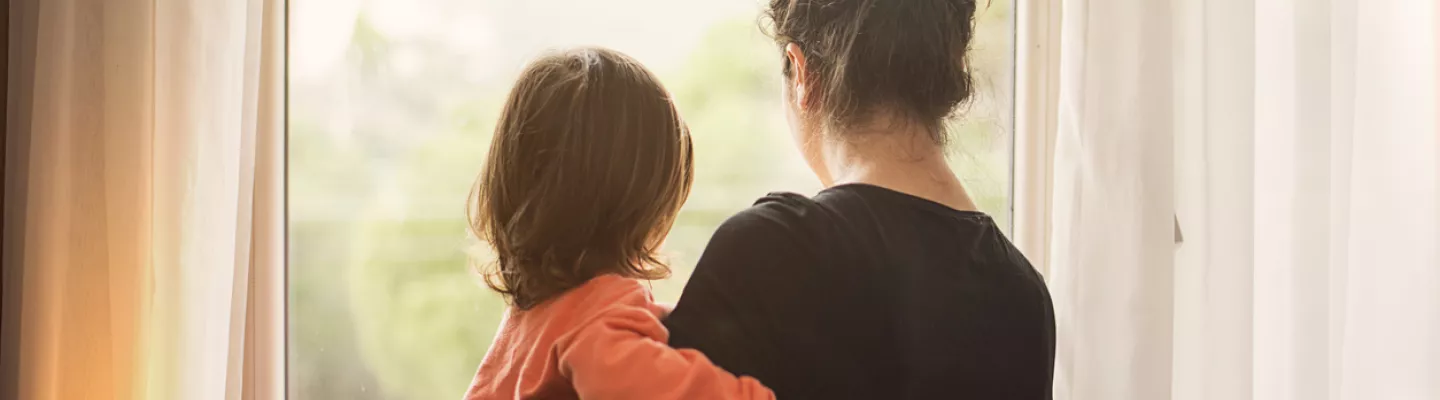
(463, 275), (774, 400)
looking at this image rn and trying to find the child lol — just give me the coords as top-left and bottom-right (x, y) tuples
(462, 47), (774, 400)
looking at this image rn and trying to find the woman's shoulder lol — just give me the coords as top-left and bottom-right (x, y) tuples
(748, 191), (819, 213)
(698, 192), (836, 268)
(717, 191), (830, 238)
(733, 191), (840, 227)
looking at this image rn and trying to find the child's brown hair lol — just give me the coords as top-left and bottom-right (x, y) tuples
(468, 47), (694, 310)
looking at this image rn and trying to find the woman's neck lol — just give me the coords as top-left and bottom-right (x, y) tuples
(819, 124), (979, 212)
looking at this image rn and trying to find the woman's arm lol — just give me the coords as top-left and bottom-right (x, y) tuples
(557, 304), (774, 400)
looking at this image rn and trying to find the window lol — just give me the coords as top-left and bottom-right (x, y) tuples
(288, 0), (1015, 398)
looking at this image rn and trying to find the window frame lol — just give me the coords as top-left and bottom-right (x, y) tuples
(1013, 0), (1060, 277)
(276, 0), (1056, 395)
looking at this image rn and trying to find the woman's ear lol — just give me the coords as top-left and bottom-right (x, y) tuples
(784, 43), (809, 109)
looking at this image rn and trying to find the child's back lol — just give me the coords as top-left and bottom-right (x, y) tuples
(461, 48), (772, 400)
(466, 275), (767, 399)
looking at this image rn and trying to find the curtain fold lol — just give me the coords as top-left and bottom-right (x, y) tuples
(1053, 0), (1440, 399)
(1047, 0), (1177, 398)
(2, 0), (285, 399)
(1171, 0), (1257, 398)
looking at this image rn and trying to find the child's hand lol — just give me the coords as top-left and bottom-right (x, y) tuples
(654, 302), (676, 319)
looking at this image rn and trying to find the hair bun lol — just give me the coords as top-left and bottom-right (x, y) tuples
(765, 0), (978, 141)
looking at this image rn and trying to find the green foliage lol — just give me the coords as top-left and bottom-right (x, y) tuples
(288, 110), (389, 399)
(345, 99), (504, 400)
(350, 14), (394, 78)
(668, 17), (798, 197)
(348, 215), (504, 400)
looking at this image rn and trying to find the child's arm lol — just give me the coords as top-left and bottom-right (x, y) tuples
(556, 304), (775, 400)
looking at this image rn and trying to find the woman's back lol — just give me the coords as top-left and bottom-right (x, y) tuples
(666, 184), (1055, 399)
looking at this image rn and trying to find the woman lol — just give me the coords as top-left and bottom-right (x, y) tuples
(663, 0), (1056, 399)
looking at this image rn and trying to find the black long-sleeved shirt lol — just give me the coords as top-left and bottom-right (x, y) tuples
(666, 184), (1055, 399)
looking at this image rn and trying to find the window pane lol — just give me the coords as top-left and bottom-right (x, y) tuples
(287, 1), (1013, 398)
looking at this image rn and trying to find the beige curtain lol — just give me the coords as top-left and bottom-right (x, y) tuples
(2, 0), (285, 399)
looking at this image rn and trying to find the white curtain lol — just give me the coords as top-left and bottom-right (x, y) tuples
(1046, 0), (1177, 397)
(2, 0), (285, 399)
(1050, 0), (1439, 399)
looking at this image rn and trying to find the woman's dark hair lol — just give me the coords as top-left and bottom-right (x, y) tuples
(468, 47), (694, 310)
(766, 0), (978, 142)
